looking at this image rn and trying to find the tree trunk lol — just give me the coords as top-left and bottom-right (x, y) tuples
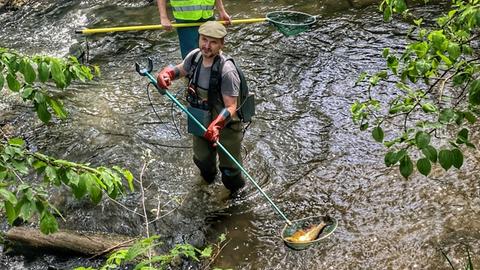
(4, 226), (136, 256)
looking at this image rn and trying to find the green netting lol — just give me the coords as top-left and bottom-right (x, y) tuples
(266, 11), (316, 37)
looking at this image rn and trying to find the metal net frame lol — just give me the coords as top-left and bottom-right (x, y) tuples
(266, 11), (317, 37)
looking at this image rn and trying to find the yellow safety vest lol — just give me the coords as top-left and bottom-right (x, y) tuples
(171, 0), (215, 20)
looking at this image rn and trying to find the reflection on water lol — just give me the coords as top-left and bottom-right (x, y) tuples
(1, 1), (480, 269)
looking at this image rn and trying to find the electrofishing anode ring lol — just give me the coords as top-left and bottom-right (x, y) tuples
(135, 58), (166, 95)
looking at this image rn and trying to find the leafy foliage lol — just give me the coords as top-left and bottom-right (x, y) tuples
(74, 234), (220, 270)
(1, 49), (132, 234)
(0, 138), (134, 234)
(0, 47), (100, 123)
(352, 0), (480, 178)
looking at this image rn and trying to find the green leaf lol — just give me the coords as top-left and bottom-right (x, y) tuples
(384, 151), (397, 167)
(38, 61), (50, 82)
(438, 149), (453, 170)
(450, 148), (463, 169)
(8, 137), (24, 146)
(429, 31), (446, 51)
(453, 72), (469, 86)
(416, 158), (431, 176)
(0, 188), (18, 204)
(436, 51), (452, 66)
(422, 145), (437, 163)
(410, 41), (428, 58)
(447, 42), (461, 60)
(40, 211), (58, 234)
(421, 103), (437, 113)
(21, 59), (36, 84)
(387, 55), (398, 74)
(415, 59), (431, 75)
(12, 160), (29, 174)
(50, 59), (66, 89)
(6, 73), (21, 92)
(73, 174), (88, 199)
(44, 166), (58, 184)
(47, 97), (68, 119)
(4, 201), (18, 225)
(468, 80), (480, 105)
(0, 72), (4, 90)
(399, 155), (413, 179)
(35, 100), (51, 123)
(382, 48), (389, 58)
(360, 123), (369, 131)
(413, 18), (423, 26)
(200, 246), (213, 258)
(21, 86), (34, 100)
(34, 90), (45, 103)
(457, 128), (469, 144)
(87, 176), (103, 204)
(113, 166), (134, 192)
(125, 170), (134, 192)
(383, 6), (392, 21)
(32, 160), (47, 170)
(415, 131), (430, 149)
(394, 0), (407, 13)
(439, 109), (455, 124)
(464, 112), (476, 124)
(66, 169), (79, 185)
(372, 126), (384, 143)
(93, 65), (101, 77)
(218, 233), (227, 243)
(17, 199), (34, 221)
(355, 72), (368, 85)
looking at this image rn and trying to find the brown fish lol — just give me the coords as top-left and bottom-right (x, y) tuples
(284, 222), (327, 243)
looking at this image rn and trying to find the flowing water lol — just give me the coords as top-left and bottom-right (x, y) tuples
(1, 0), (480, 269)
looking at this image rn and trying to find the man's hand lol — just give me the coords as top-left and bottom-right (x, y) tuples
(156, 66), (176, 89)
(219, 12), (232, 25)
(160, 17), (173, 31)
(204, 108), (231, 143)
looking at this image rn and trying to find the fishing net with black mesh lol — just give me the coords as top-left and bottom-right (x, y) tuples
(266, 11), (316, 36)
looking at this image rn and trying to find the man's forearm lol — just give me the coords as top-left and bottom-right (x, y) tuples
(157, 0), (169, 20)
(215, 0), (226, 14)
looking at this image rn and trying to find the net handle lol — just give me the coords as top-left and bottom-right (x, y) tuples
(76, 18), (268, 35)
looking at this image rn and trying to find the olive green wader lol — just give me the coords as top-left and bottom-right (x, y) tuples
(190, 88), (245, 192)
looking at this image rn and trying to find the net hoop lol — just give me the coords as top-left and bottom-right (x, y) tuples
(265, 10), (317, 27)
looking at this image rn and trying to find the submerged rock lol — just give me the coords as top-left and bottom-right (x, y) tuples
(0, 0), (30, 11)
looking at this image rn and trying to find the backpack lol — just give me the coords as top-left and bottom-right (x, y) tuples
(189, 50), (255, 123)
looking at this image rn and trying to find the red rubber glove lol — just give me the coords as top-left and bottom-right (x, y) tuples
(204, 108), (231, 143)
(156, 66), (176, 89)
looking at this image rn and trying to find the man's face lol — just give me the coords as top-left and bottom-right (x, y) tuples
(199, 34), (224, 59)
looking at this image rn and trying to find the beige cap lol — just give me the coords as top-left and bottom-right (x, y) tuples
(198, 21), (227, 38)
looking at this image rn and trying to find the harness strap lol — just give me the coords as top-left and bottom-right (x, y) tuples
(189, 50), (225, 111)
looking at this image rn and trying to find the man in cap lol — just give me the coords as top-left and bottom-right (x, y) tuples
(157, 0), (231, 59)
(156, 21), (245, 195)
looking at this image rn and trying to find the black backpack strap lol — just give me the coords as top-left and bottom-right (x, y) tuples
(208, 55), (223, 109)
(187, 50), (202, 84)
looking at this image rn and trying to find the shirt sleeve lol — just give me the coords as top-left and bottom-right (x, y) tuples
(220, 60), (240, 97)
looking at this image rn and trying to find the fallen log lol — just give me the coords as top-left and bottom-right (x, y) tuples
(4, 226), (136, 257)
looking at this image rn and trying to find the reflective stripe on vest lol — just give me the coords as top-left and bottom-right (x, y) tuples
(171, 0), (215, 20)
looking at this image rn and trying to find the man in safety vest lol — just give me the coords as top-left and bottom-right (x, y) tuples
(156, 21), (245, 195)
(157, 0), (232, 59)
